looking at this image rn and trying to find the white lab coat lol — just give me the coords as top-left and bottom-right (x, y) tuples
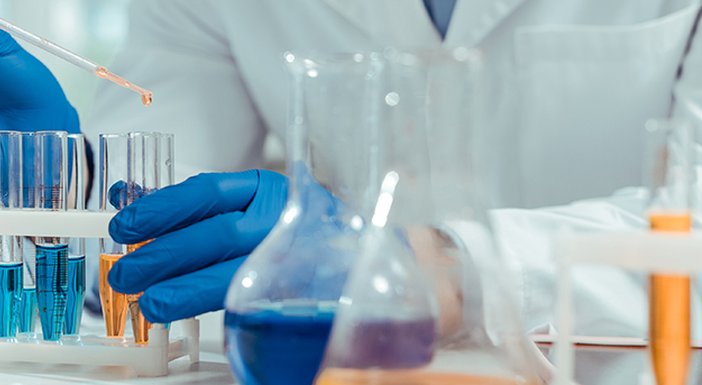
(85, 0), (702, 337)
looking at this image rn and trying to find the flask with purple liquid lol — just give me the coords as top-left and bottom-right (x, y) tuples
(316, 49), (541, 385)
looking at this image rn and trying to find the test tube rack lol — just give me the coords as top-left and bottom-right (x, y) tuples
(552, 230), (702, 385)
(0, 210), (200, 377)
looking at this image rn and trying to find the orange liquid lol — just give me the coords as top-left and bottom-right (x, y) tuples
(315, 369), (535, 385)
(649, 213), (692, 385)
(126, 241), (152, 344)
(99, 253), (128, 337)
(95, 66), (153, 107)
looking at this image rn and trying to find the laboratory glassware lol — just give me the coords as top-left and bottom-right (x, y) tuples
(17, 132), (36, 335)
(125, 131), (171, 344)
(643, 119), (694, 385)
(224, 52), (384, 385)
(99, 133), (129, 338)
(65, 133), (87, 336)
(0, 131), (23, 338)
(316, 49), (540, 385)
(34, 131), (69, 341)
(0, 18), (152, 106)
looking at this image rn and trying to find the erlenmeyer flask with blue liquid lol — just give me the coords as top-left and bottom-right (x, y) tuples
(224, 52), (384, 385)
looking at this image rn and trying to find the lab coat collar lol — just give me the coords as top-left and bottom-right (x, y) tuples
(321, 0), (441, 47)
(321, 0), (529, 48)
(445, 0), (529, 47)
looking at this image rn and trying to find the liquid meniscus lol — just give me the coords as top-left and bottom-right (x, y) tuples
(0, 263), (22, 338)
(225, 306), (335, 385)
(36, 244), (68, 341)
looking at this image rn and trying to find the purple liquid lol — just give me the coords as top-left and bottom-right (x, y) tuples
(333, 317), (436, 369)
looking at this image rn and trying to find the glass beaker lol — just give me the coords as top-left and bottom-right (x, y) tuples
(0, 131), (23, 338)
(224, 52), (384, 385)
(315, 49), (541, 385)
(643, 119), (694, 385)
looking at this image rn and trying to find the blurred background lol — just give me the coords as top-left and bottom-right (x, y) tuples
(1, 0), (285, 170)
(0, 0), (131, 124)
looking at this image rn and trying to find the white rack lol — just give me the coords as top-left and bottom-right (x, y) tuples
(552, 231), (702, 385)
(0, 209), (200, 377)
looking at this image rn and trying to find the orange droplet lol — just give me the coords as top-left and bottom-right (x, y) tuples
(141, 93), (153, 106)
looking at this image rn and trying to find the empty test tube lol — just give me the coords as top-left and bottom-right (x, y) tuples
(65, 134), (87, 336)
(99, 133), (129, 338)
(0, 131), (23, 338)
(34, 131), (69, 341)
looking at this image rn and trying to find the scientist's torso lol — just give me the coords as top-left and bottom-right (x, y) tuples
(89, 0), (701, 208)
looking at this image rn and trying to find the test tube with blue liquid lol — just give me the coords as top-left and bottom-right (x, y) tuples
(34, 131), (69, 341)
(64, 134), (87, 336)
(0, 131), (23, 338)
(18, 132), (37, 336)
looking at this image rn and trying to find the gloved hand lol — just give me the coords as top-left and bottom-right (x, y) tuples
(0, 31), (79, 133)
(107, 170), (288, 323)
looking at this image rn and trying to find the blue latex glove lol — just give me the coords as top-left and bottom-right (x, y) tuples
(0, 31), (79, 133)
(108, 170), (288, 323)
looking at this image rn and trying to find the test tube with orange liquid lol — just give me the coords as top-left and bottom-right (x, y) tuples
(126, 241), (151, 344)
(99, 133), (174, 342)
(644, 120), (694, 385)
(99, 133), (130, 338)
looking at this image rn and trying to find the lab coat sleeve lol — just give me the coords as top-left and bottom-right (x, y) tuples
(84, 0), (267, 182)
(447, 189), (702, 338)
(672, 6), (702, 125)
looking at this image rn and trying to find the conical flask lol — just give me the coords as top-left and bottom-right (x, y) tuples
(315, 49), (541, 385)
(224, 52), (384, 385)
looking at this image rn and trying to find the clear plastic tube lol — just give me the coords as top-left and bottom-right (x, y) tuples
(34, 131), (69, 341)
(99, 133), (129, 338)
(644, 119), (694, 385)
(0, 131), (23, 338)
(18, 132), (36, 335)
(65, 134), (86, 336)
(0, 17), (152, 106)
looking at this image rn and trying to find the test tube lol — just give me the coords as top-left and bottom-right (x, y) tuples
(644, 120), (693, 385)
(64, 134), (86, 336)
(34, 131), (69, 341)
(99, 133), (129, 338)
(0, 131), (23, 338)
(125, 132), (161, 344)
(18, 132), (37, 335)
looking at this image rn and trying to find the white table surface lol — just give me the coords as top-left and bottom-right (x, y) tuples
(0, 312), (237, 385)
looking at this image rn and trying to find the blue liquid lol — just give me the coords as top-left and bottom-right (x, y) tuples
(64, 256), (85, 335)
(18, 287), (37, 334)
(225, 307), (335, 385)
(36, 244), (68, 341)
(0, 263), (22, 338)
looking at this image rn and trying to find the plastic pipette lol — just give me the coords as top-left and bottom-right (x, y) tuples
(0, 17), (152, 106)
